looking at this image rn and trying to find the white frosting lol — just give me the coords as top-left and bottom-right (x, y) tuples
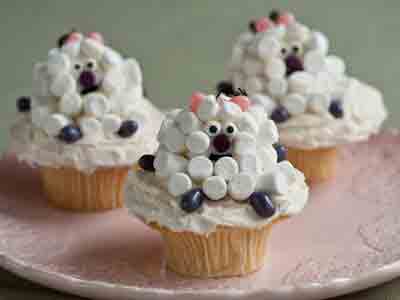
(226, 15), (387, 150)
(9, 32), (162, 172)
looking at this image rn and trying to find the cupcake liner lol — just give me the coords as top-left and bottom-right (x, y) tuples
(151, 222), (276, 278)
(40, 166), (130, 211)
(287, 147), (337, 183)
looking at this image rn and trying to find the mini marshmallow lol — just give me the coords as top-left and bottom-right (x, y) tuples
(304, 50), (326, 74)
(236, 112), (259, 135)
(124, 58), (143, 86)
(163, 125), (186, 153)
(47, 52), (71, 76)
(257, 169), (289, 195)
(308, 93), (331, 114)
(78, 116), (103, 136)
(175, 111), (200, 134)
(288, 71), (313, 95)
(239, 154), (259, 174)
(281, 93), (307, 115)
(196, 95), (219, 121)
(277, 161), (298, 184)
(257, 36), (281, 58)
(168, 172), (193, 197)
(188, 156), (213, 181)
(236, 32), (254, 47)
(31, 106), (53, 129)
(154, 148), (188, 178)
(83, 93), (111, 118)
(234, 132), (256, 155)
(257, 119), (279, 144)
(102, 114), (123, 135)
(102, 66), (126, 94)
(244, 77), (263, 93)
(80, 38), (105, 60)
(102, 47), (123, 69)
(325, 55), (346, 76)
(59, 92), (83, 116)
(308, 31), (329, 55)
(242, 57), (263, 76)
(250, 94), (277, 115)
(265, 57), (286, 79)
(228, 173), (256, 201)
(214, 156), (239, 181)
(257, 146), (278, 173)
(43, 113), (71, 136)
(157, 117), (174, 144)
(312, 71), (334, 95)
(267, 78), (288, 98)
(186, 131), (210, 154)
(202, 176), (227, 201)
(247, 105), (268, 123)
(218, 100), (242, 121)
(50, 73), (76, 97)
(32, 63), (51, 97)
(286, 23), (310, 43)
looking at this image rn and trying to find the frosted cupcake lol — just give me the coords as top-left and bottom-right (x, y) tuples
(126, 91), (308, 278)
(219, 11), (387, 182)
(10, 31), (163, 211)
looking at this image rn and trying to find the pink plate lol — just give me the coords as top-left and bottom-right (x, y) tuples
(1, 132), (400, 300)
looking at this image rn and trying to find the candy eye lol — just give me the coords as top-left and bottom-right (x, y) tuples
(280, 47), (288, 56)
(205, 121), (221, 136)
(291, 43), (302, 55)
(86, 59), (97, 70)
(224, 123), (237, 136)
(74, 63), (82, 71)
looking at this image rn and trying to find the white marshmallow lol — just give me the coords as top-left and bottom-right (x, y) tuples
(80, 38), (105, 60)
(188, 156), (213, 181)
(308, 93), (331, 114)
(43, 114), (71, 136)
(102, 47), (123, 69)
(157, 118), (174, 144)
(304, 50), (326, 74)
(281, 93), (307, 115)
(270, 25), (287, 38)
(154, 148), (188, 178)
(312, 72), (334, 95)
(250, 94), (277, 115)
(257, 170), (289, 195)
(308, 31), (329, 55)
(218, 101), (242, 121)
(236, 32), (253, 47)
(257, 119), (279, 144)
(186, 131), (210, 154)
(32, 63), (51, 97)
(242, 58), (263, 76)
(288, 71), (313, 94)
(234, 132), (256, 155)
(214, 156), (239, 181)
(78, 116), (103, 136)
(47, 52), (71, 76)
(257, 36), (281, 58)
(287, 23), (310, 43)
(176, 111), (200, 134)
(164, 125), (186, 153)
(202, 176), (227, 201)
(168, 172), (193, 197)
(124, 58), (143, 86)
(247, 105), (268, 123)
(31, 106), (53, 129)
(165, 108), (182, 120)
(239, 154), (259, 174)
(61, 42), (80, 58)
(102, 66), (126, 94)
(236, 112), (258, 135)
(257, 146), (277, 173)
(59, 92), (83, 116)
(265, 57), (286, 79)
(228, 173), (256, 201)
(83, 93), (111, 118)
(196, 95), (219, 122)
(102, 114), (123, 134)
(50, 73), (76, 97)
(244, 77), (263, 93)
(277, 161), (298, 184)
(267, 78), (288, 98)
(325, 55), (346, 76)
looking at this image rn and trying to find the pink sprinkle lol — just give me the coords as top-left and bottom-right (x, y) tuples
(88, 32), (104, 44)
(231, 96), (251, 111)
(276, 12), (295, 26)
(190, 92), (205, 113)
(255, 17), (272, 33)
(66, 32), (82, 43)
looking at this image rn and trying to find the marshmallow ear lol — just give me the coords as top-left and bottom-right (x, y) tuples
(87, 32), (104, 44)
(189, 92), (205, 113)
(66, 32), (83, 44)
(231, 96), (251, 111)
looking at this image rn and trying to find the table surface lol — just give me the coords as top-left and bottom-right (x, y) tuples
(1, 0), (400, 299)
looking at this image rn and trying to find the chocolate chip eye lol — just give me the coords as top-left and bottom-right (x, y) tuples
(224, 123), (237, 136)
(281, 47), (288, 56)
(205, 121), (221, 136)
(292, 45), (299, 53)
(74, 63), (81, 71)
(86, 59), (97, 70)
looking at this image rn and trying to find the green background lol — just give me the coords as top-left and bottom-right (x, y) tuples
(0, 0), (399, 299)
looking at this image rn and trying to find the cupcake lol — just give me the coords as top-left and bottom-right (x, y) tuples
(126, 91), (308, 278)
(9, 31), (163, 211)
(219, 11), (387, 182)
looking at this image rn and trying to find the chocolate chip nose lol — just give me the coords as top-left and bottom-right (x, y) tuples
(285, 55), (304, 76)
(213, 134), (231, 153)
(79, 71), (96, 89)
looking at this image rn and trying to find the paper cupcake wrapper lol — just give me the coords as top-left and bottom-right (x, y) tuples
(40, 166), (130, 211)
(287, 147), (337, 183)
(151, 222), (277, 278)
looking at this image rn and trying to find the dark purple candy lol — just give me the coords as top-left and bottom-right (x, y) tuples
(249, 192), (276, 218)
(58, 125), (82, 144)
(270, 106), (290, 123)
(138, 155), (155, 172)
(79, 71), (96, 89)
(285, 55), (304, 76)
(16, 96), (31, 113)
(117, 120), (139, 138)
(273, 143), (287, 162)
(180, 188), (205, 213)
(213, 134), (231, 153)
(329, 100), (344, 118)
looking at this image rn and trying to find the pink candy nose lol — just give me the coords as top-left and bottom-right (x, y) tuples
(79, 71), (96, 89)
(213, 134), (231, 153)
